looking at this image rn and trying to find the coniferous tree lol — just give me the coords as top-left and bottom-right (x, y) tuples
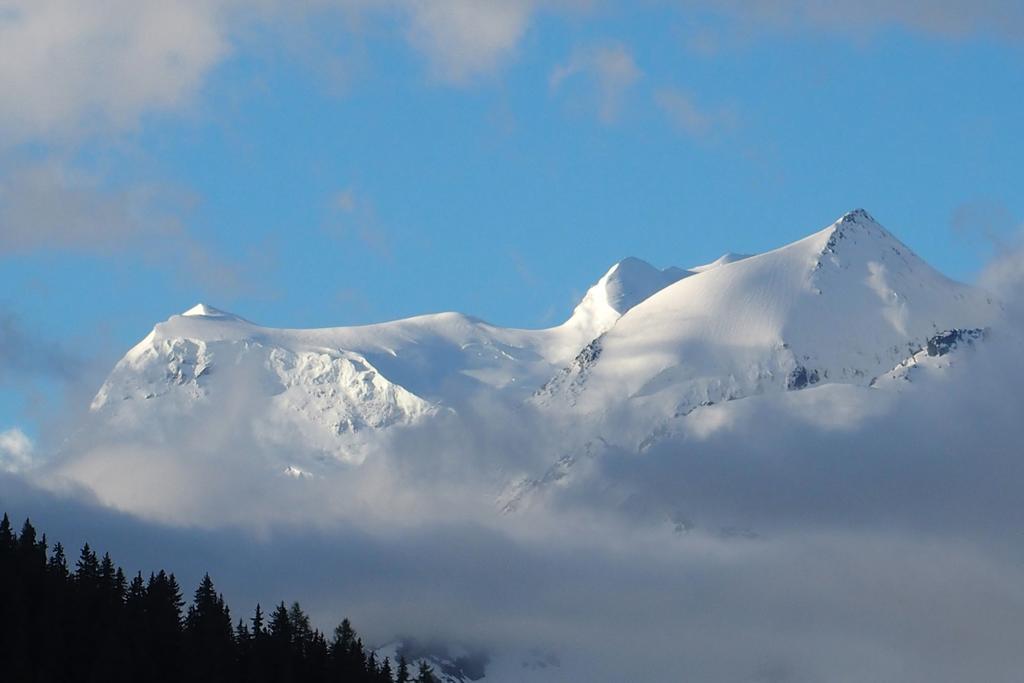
(185, 573), (236, 682)
(144, 570), (185, 683)
(332, 617), (356, 654)
(235, 617), (253, 683)
(353, 638), (368, 674)
(396, 655), (411, 683)
(252, 603), (266, 638)
(304, 628), (330, 683)
(99, 551), (117, 589)
(367, 651), (380, 677)
(124, 572), (149, 677)
(44, 539), (72, 680)
(75, 543), (100, 588)
(269, 601), (293, 642)
(93, 550), (130, 683)
(236, 617), (252, 642)
(0, 512), (14, 549)
(48, 541), (69, 579)
(1, 536), (26, 679)
(247, 603), (271, 683)
(379, 656), (394, 683)
(289, 601), (313, 662)
(68, 542), (103, 680)
(10, 520), (53, 679)
(0, 513), (16, 675)
(416, 660), (436, 683)
(17, 518), (41, 558)
(269, 601), (295, 682)
(332, 617), (362, 679)
(0, 511), (434, 683)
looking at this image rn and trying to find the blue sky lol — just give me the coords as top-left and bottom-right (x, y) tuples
(1, 1), (1022, 436)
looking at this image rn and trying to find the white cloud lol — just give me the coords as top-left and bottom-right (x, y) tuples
(550, 43), (642, 123)
(0, 0), (230, 144)
(0, 0), (1018, 149)
(402, 0), (538, 84)
(0, 428), (33, 473)
(0, 0), (572, 143)
(0, 2), (246, 293)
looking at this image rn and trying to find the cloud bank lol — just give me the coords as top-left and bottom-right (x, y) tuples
(9, 276), (1024, 680)
(0, 0), (229, 143)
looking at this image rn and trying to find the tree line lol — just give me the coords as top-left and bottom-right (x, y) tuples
(0, 513), (440, 683)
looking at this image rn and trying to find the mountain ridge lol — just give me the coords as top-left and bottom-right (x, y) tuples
(85, 210), (999, 470)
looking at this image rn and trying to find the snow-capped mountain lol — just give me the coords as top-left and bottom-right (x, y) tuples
(534, 210), (998, 433)
(87, 252), (694, 464)
(87, 210), (1000, 467)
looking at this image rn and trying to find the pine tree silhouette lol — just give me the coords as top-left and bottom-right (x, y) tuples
(416, 660), (437, 683)
(47, 542), (68, 578)
(380, 656), (395, 683)
(0, 513), (13, 548)
(269, 601), (295, 682)
(185, 573), (235, 682)
(0, 511), (433, 683)
(396, 654), (412, 683)
(144, 570), (185, 682)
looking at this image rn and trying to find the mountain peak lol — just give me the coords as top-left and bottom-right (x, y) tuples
(821, 209), (903, 259)
(181, 303), (240, 319)
(543, 210), (998, 418)
(838, 208), (877, 225)
(602, 258), (690, 314)
(566, 258), (688, 337)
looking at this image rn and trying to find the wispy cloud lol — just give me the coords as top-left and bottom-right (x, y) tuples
(969, 206), (1024, 322)
(951, 200), (1019, 247)
(0, 310), (80, 383)
(550, 42), (642, 123)
(655, 87), (737, 140)
(0, 161), (189, 254)
(326, 186), (394, 261)
(0, 160), (251, 296)
(693, 0), (1024, 43)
